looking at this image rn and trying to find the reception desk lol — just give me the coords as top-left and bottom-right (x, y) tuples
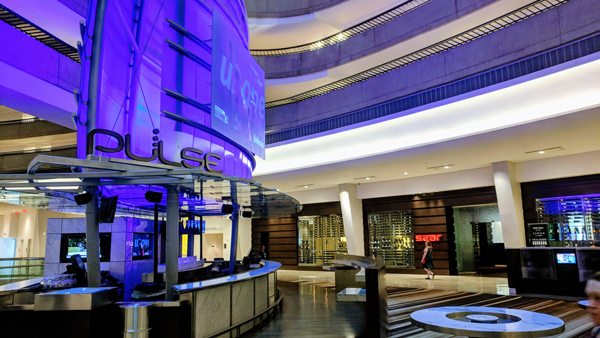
(175, 260), (282, 338)
(506, 247), (600, 297)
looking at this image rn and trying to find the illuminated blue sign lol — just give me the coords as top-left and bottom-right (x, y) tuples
(212, 10), (266, 160)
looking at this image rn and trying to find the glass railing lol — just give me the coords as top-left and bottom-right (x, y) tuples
(0, 257), (44, 286)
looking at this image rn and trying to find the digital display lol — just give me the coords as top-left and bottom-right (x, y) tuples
(212, 10), (266, 159)
(556, 253), (576, 264)
(60, 233), (111, 263)
(132, 233), (151, 260)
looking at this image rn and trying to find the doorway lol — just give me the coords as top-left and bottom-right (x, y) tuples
(203, 233), (224, 261)
(453, 205), (506, 277)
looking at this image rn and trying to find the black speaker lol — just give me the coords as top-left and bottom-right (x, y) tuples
(145, 191), (163, 203)
(221, 204), (234, 214)
(74, 193), (93, 205)
(99, 196), (118, 223)
(242, 210), (252, 218)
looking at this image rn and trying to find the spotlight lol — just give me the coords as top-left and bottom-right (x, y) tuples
(221, 204), (235, 214)
(145, 191), (163, 203)
(74, 192), (93, 205)
(242, 210), (253, 218)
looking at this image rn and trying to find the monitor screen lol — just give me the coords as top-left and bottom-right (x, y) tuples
(60, 233), (111, 263)
(556, 253), (576, 264)
(132, 233), (152, 260)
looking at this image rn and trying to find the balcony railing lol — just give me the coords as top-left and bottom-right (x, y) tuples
(0, 257), (45, 286)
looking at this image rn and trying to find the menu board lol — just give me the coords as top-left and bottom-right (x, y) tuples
(528, 223), (549, 247)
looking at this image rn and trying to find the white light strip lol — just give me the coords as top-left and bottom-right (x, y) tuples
(255, 53), (600, 176)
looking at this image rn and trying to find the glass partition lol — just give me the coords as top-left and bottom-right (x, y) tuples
(537, 194), (600, 247)
(298, 215), (347, 266)
(0, 257), (44, 286)
(368, 211), (414, 267)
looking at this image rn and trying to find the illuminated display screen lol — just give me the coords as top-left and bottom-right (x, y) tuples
(59, 233), (111, 263)
(132, 233), (152, 260)
(556, 253), (576, 264)
(212, 10), (266, 159)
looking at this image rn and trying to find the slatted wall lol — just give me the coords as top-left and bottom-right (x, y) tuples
(252, 217), (298, 266)
(363, 187), (497, 275)
(251, 202), (342, 267)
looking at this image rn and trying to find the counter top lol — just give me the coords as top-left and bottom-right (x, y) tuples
(0, 278), (42, 296)
(173, 260), (281, 293)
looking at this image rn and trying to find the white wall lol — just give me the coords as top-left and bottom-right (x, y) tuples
(515, 150), (600, 183)
(203, 216), (252, 261)
(286, 187), (340, 204)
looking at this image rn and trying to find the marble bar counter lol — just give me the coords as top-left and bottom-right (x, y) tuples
(175, 260), (282, 338)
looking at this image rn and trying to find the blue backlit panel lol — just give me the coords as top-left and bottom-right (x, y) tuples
(211, 10), (266, 160)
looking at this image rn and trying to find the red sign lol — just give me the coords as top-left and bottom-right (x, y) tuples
(415, 234), (442, 242)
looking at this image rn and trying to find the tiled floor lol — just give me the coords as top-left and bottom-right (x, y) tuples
(277, 270), (510, 295)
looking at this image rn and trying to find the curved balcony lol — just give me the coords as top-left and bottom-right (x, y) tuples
(262, 0), (600, 138)
(246, 0), (349, 18)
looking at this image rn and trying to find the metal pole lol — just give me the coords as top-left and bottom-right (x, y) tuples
(153, 203), (159, 283)
(86, 0), (108, 137)
(165, 186), (179, 300)
(85, 187), (101, 287)
(228, 184), (239, 275)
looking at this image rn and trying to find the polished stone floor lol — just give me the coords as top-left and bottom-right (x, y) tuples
(248, 281), (367, 337)
(276, 270), (510, 295)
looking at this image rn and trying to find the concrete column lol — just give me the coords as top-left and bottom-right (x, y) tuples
(165, 186), (179, 300)
(338, 184), (364, 256)
(492, 161), (526, 248)
(85, 188), (101, 287)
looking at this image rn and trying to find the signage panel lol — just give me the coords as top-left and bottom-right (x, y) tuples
(415, 234), (442, 242)
(211, 10), (266, 159)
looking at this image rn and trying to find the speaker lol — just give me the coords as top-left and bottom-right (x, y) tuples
(74, 193), (93, 205)
(145, 191), (163, 203)
(221, 204), (234, 214)
(99, 196), (118, 223)
(242, 210), (252, 218)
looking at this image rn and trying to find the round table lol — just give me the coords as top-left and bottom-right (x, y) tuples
(410, 306), (565, 338)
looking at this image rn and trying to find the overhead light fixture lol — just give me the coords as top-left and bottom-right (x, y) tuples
(404, 172), (408, 175)
(304, 186), (308, 188)
(296, 184), (314, 189)
(74, 192), (93, 205)
(444, 166), (450, 169)
(366, 177), (370, 180)
(427, 164), (454, 170)
(525, 146), (562, 154)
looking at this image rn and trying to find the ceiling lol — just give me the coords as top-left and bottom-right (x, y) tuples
(248, 0), (402, 49)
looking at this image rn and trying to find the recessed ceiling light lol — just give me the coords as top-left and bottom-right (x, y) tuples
(444, 166), (449, 169)
(404, 172), (408, 175)
(538, 151), (545, 154)
(365, 177), (370, 180)
(304, 186), (308, 188)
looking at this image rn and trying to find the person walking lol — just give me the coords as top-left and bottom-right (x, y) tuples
(421, 241), (435, 279)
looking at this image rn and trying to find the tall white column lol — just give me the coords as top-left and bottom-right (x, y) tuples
(492, 161), (526, 248)
(338, 184), (365, 256)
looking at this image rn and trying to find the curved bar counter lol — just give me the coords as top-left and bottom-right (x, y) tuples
(176, 260), (282, 338)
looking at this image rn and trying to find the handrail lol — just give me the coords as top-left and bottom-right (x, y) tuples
(206, 287), (283, 338)
(250, 0), (432, 56)
(0, 264), (45, 269)
(0, 118), (43, 126)
(264, 0), (571, 108)
(0, 145), (76, 157)
(0, 257), (44, 261)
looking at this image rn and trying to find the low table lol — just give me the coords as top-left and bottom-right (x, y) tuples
(410, 306), (565, 337)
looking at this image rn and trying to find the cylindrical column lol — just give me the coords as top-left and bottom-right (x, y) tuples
(85, 187), (101, 287)
(165, 186), (179, 300)
(121, 303), (151, 337)
(86, 0), (108, 137)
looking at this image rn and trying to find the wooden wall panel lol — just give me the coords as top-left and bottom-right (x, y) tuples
(363, 186), (496, 275)
(252, 215), (299, 266)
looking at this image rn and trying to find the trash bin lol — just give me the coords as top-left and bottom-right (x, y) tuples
(121, 303), (152, 338)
